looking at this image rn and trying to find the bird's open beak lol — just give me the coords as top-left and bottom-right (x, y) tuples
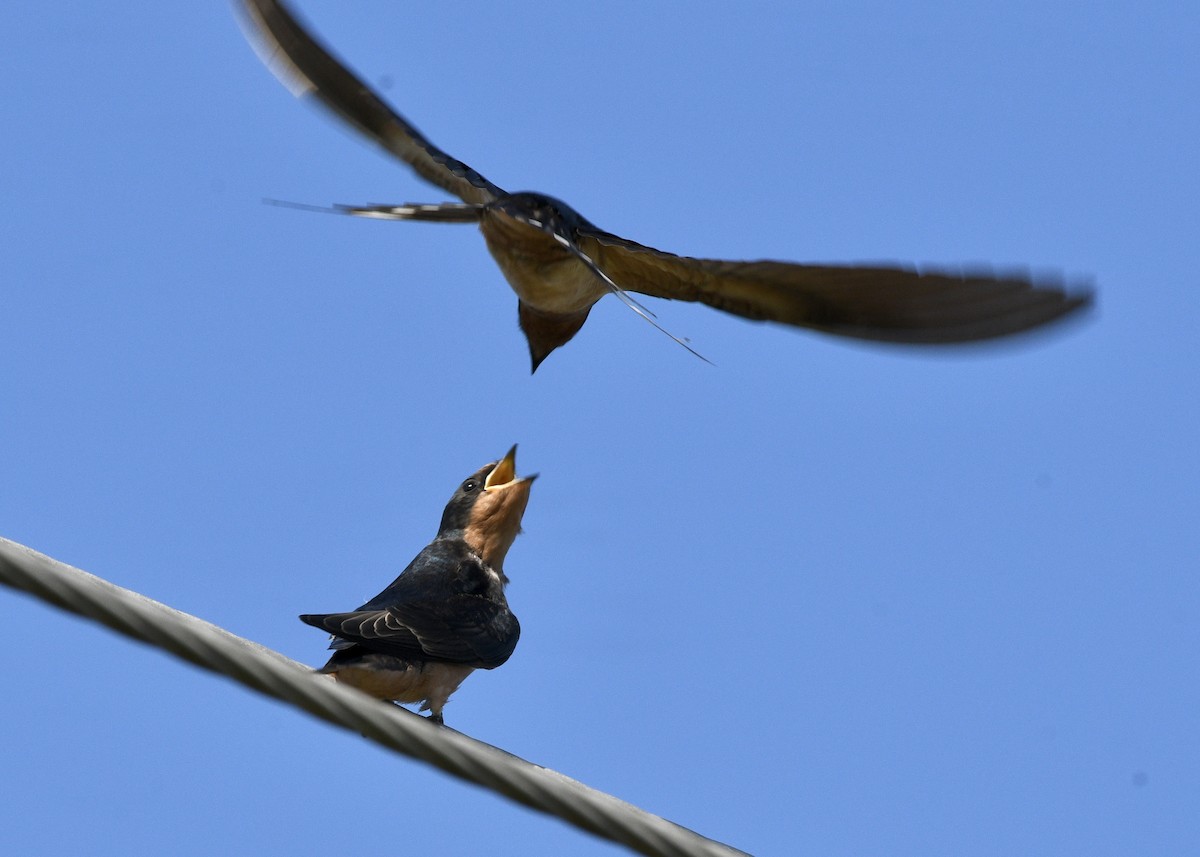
(485, 444), (537, 490)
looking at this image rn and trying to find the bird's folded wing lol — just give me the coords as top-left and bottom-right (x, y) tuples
(237, 0), (503, 205)
(576, 230), (1093, 344)
(300, 596), (519, 669)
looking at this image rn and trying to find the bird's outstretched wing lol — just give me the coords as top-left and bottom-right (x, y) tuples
(576, 230), (1092, 344)
(236, 0), (503, 205)
(300, 596), (519, 669)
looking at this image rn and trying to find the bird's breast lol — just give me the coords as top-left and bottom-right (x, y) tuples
(480, 213), (607, 314)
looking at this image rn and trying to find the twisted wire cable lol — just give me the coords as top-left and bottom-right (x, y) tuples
(0, 536), (748, 857)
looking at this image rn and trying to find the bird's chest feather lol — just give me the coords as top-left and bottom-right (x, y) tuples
(480, 216), (607, 314)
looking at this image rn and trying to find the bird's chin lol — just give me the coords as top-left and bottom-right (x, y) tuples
(482, 479), (533, 530)
(468, 480), (534, 570)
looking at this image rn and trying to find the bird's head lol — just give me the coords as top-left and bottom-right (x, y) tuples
(439, 445), (537, 570)
(488, 192), (591, 239)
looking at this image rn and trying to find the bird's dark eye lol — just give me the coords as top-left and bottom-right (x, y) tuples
(462, 480), (478, 492)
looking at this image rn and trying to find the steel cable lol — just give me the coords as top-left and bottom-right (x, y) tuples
(0, 536), (748, 857)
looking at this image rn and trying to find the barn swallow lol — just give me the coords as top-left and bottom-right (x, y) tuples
(236, 0), (1093, 371)
(301, 445), (533, 724)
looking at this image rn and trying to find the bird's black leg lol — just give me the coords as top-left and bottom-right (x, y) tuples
(427, 711), (445, 726)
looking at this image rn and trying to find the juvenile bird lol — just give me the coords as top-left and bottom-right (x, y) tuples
(236, 0), (1092, 371)
(301, 446), (534, 724)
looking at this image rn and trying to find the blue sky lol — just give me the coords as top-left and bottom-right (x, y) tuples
(2, 2), (1197, 855)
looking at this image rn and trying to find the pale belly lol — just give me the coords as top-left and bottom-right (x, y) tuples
(331, 659), (475, 714)
(481, 226), (608, 314)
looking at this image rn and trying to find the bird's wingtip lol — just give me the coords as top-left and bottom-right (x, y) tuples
(233, 0), (318, 100)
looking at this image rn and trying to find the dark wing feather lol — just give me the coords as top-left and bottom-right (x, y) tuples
(576, 230), (1093, 344)
(301, 608), (423, 656)
(300, 539), (519, 669)
(237, 0), (503, 204)
(300, 598), (519, 669)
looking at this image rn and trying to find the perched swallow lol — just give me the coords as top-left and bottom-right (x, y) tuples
(301, 446), (534, 724)
(237, 0), (1093, 371)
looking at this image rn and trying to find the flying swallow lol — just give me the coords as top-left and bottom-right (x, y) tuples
(236, 0), (1093, 371)
(301, 445), (534, 724)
